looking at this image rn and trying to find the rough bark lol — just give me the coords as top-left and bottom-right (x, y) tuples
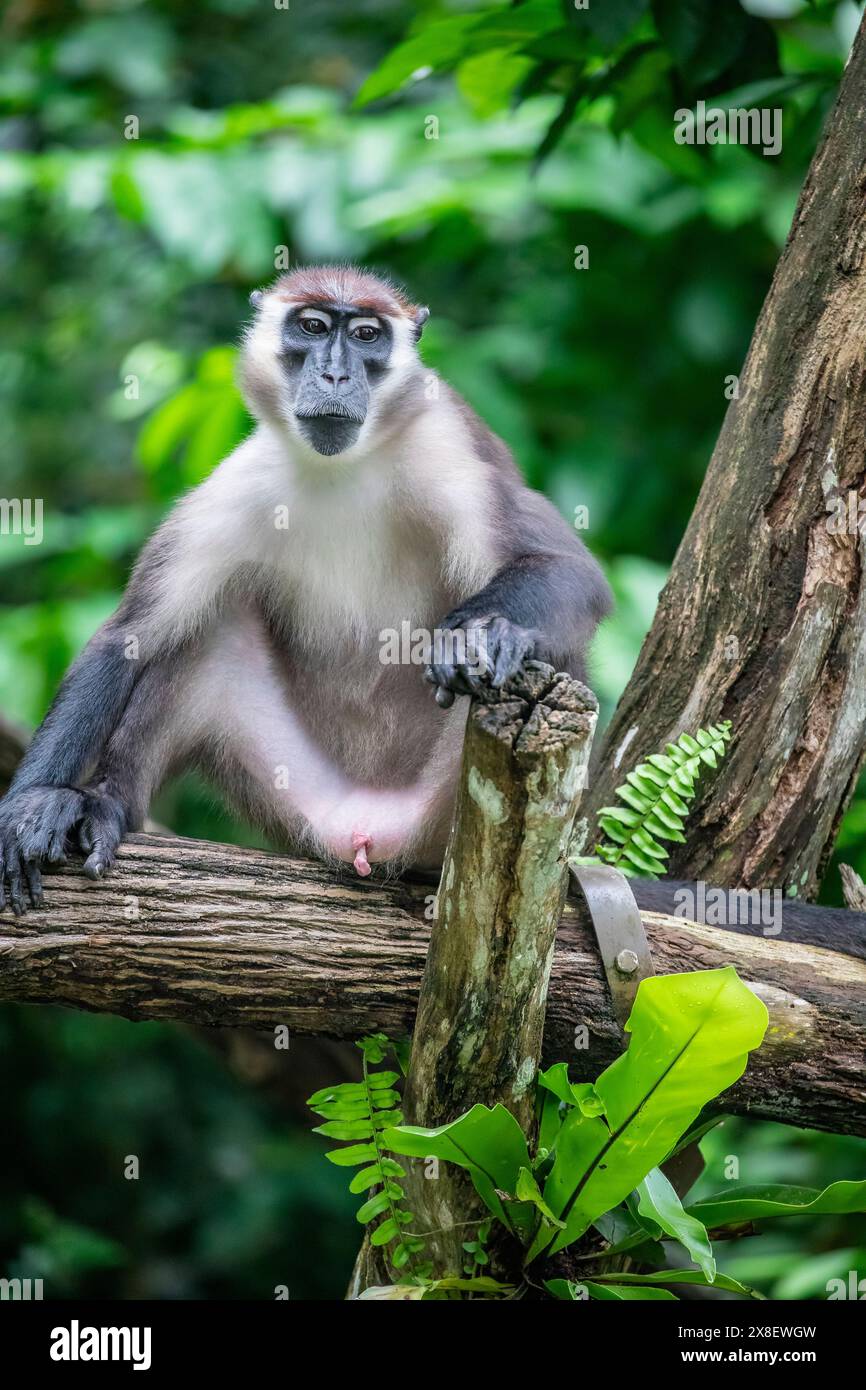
(1, 831), (864, 1137)
(841, 862), (866, 912)
(398, 664), (597, 1277)
(584, 14), (866, 897)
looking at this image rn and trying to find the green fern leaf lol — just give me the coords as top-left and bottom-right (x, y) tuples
(587, 722), (732, 879)
(308, 1034), (428, 1278)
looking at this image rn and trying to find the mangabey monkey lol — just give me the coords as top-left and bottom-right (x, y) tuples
(0, 265), (611, 912)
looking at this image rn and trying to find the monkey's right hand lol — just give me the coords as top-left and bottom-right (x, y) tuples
(0, 785), (87, 913)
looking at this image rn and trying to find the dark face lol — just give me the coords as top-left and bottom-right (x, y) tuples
(280, 303), (393, 456)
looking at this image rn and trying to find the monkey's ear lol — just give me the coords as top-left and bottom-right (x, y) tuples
(413, 305), (430, 341)
(249, 289), (265, 309)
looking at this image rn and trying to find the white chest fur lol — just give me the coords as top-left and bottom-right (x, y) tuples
(277, 477), (442, 651)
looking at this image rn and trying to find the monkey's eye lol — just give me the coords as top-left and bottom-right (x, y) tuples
(299, 317), (328, 335)
(351, 325), (380, 342)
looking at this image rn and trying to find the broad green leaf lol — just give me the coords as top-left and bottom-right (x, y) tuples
(665, 1113), (723, 1160)
(538, 1064), (604, 1116)
(544, 1278), (583, 1300)
(383, 1103), (532, 1234)
(515, 1167), (565, 1228)
(688, 1180), (866, 1230)
(592, 1269), (762, 1298)
(355, 15), (478, 106)
(637, 1167), (715, 1281)
(586, 1281), (677, 1301)
(456, 50), (533, 117)
(529, 968), (767, 1260)
(538, 1087), (565, 1155)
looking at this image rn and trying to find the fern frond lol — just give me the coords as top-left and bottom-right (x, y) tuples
(307, 1033), (429, 1277)
(592, 722), (732, 879)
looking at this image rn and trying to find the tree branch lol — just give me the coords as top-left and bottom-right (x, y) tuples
(1, 831), (864, 1136)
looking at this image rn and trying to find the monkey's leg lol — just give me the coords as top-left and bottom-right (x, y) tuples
(73, 652), (193, 880)
(426, 555), (604, 706)
(194, 614), (463, 873)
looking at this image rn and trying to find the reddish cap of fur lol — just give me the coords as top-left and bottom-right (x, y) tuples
(274, 264), (419, 320)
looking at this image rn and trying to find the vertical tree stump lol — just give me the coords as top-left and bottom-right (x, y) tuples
(399, 663), (597, 1278)
(348, 664), (597, 1293)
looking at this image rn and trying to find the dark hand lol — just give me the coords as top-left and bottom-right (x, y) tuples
(0, 785), (85, 913)
(77, 788), (128, 880)
(423, 613), (537, 709)
(0, 784), (128, 912)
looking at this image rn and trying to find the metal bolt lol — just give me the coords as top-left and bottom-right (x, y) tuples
(615, 948), (640, 976)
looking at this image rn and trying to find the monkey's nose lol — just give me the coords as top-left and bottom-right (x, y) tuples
(321, 372), (350, 386)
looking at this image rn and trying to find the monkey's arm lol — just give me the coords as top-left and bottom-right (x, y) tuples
(427, 488), (611, 702)
(0, 625), (140, 910)
(0, 471), (245, 912)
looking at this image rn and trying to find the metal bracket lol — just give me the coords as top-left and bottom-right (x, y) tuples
(569, 861), (705, 1196)
(569, 861), (655, 1031)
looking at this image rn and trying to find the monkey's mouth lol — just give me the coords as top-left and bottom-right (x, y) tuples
(295, 410), (364, 457)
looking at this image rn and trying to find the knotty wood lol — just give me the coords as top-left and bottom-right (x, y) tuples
(1, 830), (863, 1137)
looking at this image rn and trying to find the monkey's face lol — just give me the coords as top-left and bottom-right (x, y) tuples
(242, 269), (430, 461)
(278, 304), (392, 457)
(240, 268), (430, 464)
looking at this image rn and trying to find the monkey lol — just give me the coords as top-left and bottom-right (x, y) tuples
(0, 264), (612, 913)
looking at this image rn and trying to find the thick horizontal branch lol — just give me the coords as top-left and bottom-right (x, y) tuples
(0, 833), (864, 1136)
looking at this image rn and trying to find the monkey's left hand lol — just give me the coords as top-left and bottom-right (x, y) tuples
(424, 613), (537, 709)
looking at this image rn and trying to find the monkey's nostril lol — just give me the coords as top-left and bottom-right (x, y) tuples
(322, 372), (335, 385)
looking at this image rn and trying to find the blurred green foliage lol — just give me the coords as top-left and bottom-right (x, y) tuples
(0, 0), (864, 1299)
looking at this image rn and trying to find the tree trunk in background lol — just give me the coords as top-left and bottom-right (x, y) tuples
(585, 14), (866, 899)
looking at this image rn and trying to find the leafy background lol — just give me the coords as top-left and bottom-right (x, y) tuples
(0, 0), (863, 1298)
